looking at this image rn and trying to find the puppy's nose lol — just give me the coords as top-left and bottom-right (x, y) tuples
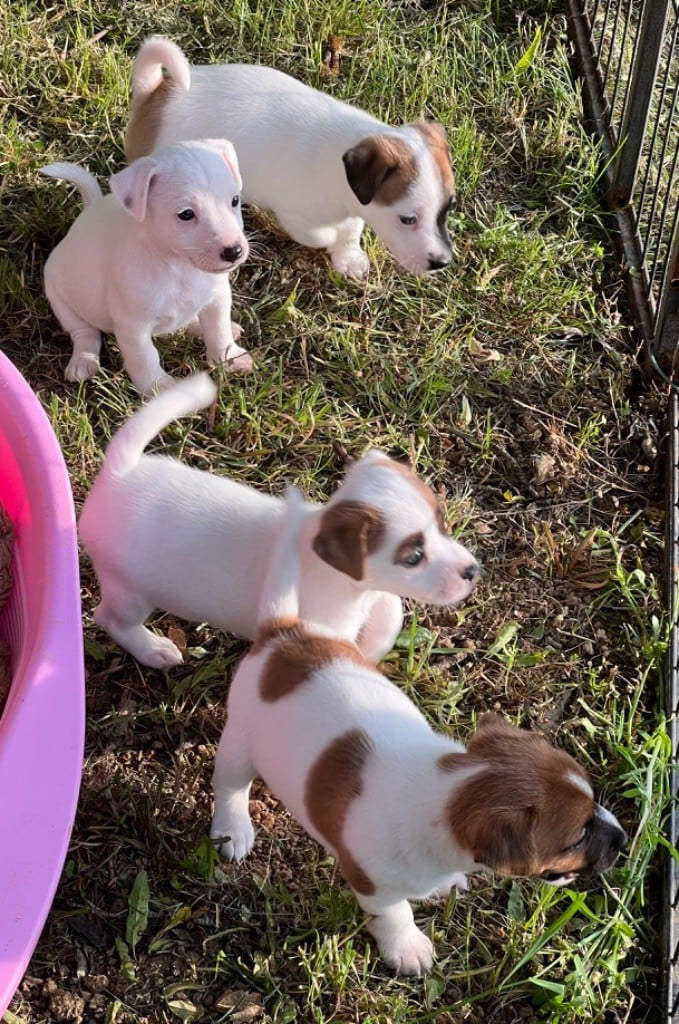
(461, 561), (480, 583)
(220, 244), (243, 263)
(428, 256), (450, 271)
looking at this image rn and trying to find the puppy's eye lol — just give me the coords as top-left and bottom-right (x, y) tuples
(564, 824), (590, 852)
(177, 209), (195, 221)
(400, 215), (417, 226)
(447, 196), (457, 213)
(400, 546), (425, 567)
(232, 195), (240, 208)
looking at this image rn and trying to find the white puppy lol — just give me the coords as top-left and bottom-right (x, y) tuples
(41, 139), (251, 394)
(125, 37), (456, 279)
(211, 488), (627, 974)
(78, 374), (479, 669)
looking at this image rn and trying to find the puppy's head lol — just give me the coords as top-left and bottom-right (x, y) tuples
(342, 121), (455, 275)
(311, 449), (479, 606)
(442, 714), (627, 884)
(109, 139), (249, 273)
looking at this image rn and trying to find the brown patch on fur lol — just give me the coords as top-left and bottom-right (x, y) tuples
(305, 729), (375, 894)
(250, 616), (300, 655)
(379, 459), (446, 532)
(312, 501), (385, 581)
(440, 714), (598, 878)
(259, 629), (367, 702)
(393, 531), (425, 566)
(342, 135), (417, 206)
(125, 77), (176, 161)
(412, 121), (456, 197)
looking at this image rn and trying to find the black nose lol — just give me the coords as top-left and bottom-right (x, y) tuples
(427, 256), (450, 271)
(462, 562), (480, 582)
(220, 244), (243, 263)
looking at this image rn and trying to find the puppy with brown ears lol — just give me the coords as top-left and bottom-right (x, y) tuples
(78, 374), (479, 669)
(125, 37), (456, 279)
(211, 488), (627, 975)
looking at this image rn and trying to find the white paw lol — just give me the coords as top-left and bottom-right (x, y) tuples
(380, 926), (434, 976)
(140, 372), (175, 396)
(65, 352), (100, 381)
(330, 246), (370, 280)
(226, 349), (253, 373)
(230, 320), (243, 342)
(140, 634), (184, 669)
(210, 814), (255, 861)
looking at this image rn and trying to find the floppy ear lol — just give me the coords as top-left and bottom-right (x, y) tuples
(342, 136), (397, 205)
(464, 806), (537, 875)
(312, 501), (385, 581)
(203, 138), (242, 189)
(110, 157), (158, 221)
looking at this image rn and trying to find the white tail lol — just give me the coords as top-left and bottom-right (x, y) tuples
(256, 486), (307, 627)
(39, 162), (103, 208)
(104, 373), (216, 478)
(132, 36), (191, 100)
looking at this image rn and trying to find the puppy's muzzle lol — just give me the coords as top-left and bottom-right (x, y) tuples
(428, 255), (451, 272)
(461, 561), (480, 583)
(221, 244), (244, 264)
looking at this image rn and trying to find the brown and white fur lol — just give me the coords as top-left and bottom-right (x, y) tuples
(211, 487), (627, 975)
(125, 37), (456, 279)
(78, 373), (479, 669)
(41, 139), (250, 395)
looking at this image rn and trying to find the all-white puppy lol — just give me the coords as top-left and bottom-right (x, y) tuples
(125, 37), (456, 279)
(211, 488), (627, 975)
(78, 373), (479, 669)
(41, 138), (251, 395)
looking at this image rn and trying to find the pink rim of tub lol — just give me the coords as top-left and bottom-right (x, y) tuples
(0, 349), (85, 1015)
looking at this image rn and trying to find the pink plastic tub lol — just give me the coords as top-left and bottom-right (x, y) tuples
(0, 350), (85, 1014)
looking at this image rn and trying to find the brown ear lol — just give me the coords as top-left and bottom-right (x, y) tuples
(312, 501), (385, 581)
(342, 136), (401, 205)
(464, 806), (537, 875)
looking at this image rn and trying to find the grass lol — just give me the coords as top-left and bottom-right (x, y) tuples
(0, 1), (671, 1022)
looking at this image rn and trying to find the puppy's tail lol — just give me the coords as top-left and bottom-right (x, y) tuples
(256, 486), (307, 629)
(131, 36), (191, 101)
(39, 162), (103, 208)
(104, 373), (217, 478)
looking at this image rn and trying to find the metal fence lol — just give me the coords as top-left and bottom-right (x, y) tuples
(564, 1), (679, 1020)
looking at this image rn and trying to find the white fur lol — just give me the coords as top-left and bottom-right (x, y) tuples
(210, 491), (626, 974)
(41, 139), (251, 394)
(127, 37), (455, 278)
(78, 374), (479, 668)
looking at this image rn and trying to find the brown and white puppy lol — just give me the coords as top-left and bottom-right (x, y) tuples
(211, 489), (627, 975)
(78, 374), (479, 669)
(125, 37), (456, 279)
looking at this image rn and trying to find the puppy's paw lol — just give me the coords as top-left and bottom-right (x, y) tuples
(226, 349), (253, 373)
(330, 246), (370, 280)
(380, 926), (434, 976)
(210, 815), (255, 861)
(140, 372), (175, 396)
(141, 634), (184, 669)
(230, 320), (243, 341)
(65, 352), (100, 381)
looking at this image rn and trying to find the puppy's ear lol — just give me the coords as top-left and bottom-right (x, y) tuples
(203, 138), (242, 190)
(110, 157), (158, 221)
(343, 136), (397, 205)
(465, 806), (537, 875)
(312, 501), (385, 581)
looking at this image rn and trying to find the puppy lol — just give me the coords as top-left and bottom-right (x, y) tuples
(125, 37), (456, 279)
(78, 373), (479, 669)
(41, 139), (251, 394)
(211, 488), (627, 975)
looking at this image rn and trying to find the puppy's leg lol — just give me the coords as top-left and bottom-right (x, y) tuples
(274, 212), (370, 280)
(357, 593), (403, 662)
(354, 891), (434, 976)
(93, 576), (184, 668)
(210, 716), (256, 861)
(114, 323), (173, 395)
(47, 293), (102, 381)
(198, 280), (252, 373)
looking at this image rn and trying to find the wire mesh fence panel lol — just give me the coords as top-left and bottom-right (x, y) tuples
(565, 2), (679, 1020)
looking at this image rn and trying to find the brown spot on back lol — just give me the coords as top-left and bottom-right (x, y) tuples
(126, 77), (176, 161)
(343, 135), (417, 206)
(312, 501), (385, 580)
(440, 715), (596, 878)
(259, 628), (367, 702)
(412, 121), (456, 197)
(251, 616), (301, 655)
(305, 729), (375, 894)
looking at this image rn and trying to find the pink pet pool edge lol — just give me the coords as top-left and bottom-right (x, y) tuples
(0, 349), (85, 1015)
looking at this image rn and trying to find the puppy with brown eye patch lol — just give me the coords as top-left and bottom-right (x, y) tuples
(211, 489), (627, 976)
